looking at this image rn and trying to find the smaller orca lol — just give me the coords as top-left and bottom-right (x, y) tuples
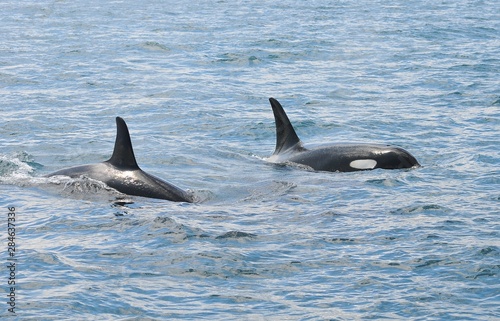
(48, 117), (193, 202)
(266, 98), (420, 172)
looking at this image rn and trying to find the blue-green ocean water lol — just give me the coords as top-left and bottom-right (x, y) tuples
(1, 0), (499, 319)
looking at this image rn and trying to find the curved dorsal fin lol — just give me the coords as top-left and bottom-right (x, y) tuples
(269, 98), (301, 155)
(106, 117), (140, 169)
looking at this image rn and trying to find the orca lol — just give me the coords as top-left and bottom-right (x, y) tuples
(48, 117), (193, 202)
(266, 98), (420, 172)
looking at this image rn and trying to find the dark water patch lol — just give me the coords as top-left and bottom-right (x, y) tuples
(414, 258), (443, 268)
(153, 216), (178, 226)
(319, 210), (344, 218)
(138, 41), (170, 52)
(111, 199), (136, 207)
(146, 216), (212, 242)
(435, 219), (468, 231)
(212, 52), (268, 66)
(477, 246), (499, 257)
(128, 271), (163, 278)
(366, 177), (406, 187)
(100, 252), (130, 258)
(371, 260), (411, 271)
(412, 256), (465, 271)
(323, 237), (357, 244)
(232, 268), (260, 276)
(216, 231), (257, 239)
(467, 265), (499, 280)
(186, 233), (211, 240)
(442, 219), (466, 225)
(391, 204), (451, 215)
(209, 294), (257, 303)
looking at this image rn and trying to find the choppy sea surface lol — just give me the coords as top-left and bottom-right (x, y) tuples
(1, 0), (499, 320)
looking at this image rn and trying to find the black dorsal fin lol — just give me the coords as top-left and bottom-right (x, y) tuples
(269, 98), (301, 155)
(106, 117), (140, 169)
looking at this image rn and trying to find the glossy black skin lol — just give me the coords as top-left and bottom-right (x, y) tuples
(48, 117), (193, 202)
(267, 98), (420, 172)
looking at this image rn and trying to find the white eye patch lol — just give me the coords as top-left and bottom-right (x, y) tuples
(350, 159), (377, 170)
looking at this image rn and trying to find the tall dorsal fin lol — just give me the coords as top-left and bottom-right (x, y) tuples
(106, 117), (140, 169)
(269, 98), (301, 155)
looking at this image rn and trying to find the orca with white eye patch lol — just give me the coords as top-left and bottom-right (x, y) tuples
(265, 98), (420, 172)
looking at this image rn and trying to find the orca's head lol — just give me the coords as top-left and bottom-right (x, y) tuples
(377, 147), (420, 169)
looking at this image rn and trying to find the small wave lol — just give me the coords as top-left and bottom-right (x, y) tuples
(139, 41), (170, 52)
(366, 177), (406, 187)
(467, 265), (499, 280)
(215, 231), (257, 239)
(477, 246), (499, 257)
(414, 258), (444, 269)
(147, 216), (211, 243)
(242, 180), (297, 202)
(188, 188), (214, 203)
(0, 151), (41, 181)
(209, 294), (257, 303)
(391, 204), (451, 215)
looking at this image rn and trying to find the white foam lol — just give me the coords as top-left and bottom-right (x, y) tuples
(0, 153), (36, 183)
